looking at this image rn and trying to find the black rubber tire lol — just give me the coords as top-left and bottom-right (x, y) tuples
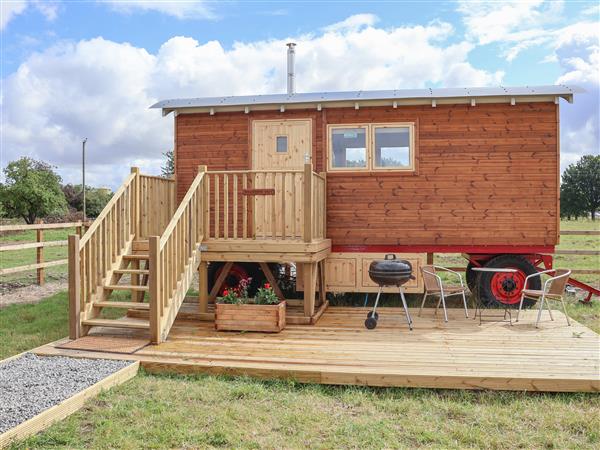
(466, 262), (478, 292)
(477, 255), (540, 309)
(207, 262), (264, 296)
(364, 317), (378, 329)
(367, 311), (379, 320)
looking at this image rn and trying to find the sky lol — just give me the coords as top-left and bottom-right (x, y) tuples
(1, 0), (599, 189)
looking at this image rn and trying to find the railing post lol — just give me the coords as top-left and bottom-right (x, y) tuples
(303, 163), (313, 243)
(68, 234), (81, 340)
(131, 167), (140, 238)
(198, 165), (207, 240)
(148, 235), (161, 344)
(320, 171), (327, 238)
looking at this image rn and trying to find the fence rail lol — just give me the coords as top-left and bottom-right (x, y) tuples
(0, 222), (86, 284)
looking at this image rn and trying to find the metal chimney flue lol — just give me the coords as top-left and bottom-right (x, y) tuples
(286, 42), (296, 95)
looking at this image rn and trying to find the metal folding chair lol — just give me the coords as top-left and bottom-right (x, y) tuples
(517, 269), (572, 327)
(418, 265), (469, 322)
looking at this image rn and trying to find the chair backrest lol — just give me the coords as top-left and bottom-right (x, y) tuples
(547, 269), (571, 295)
(421, 265), (440, 291)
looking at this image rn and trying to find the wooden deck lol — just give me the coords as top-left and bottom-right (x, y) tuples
(35, 306), (599, 392)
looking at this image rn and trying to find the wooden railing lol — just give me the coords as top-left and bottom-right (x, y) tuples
(148, 167), (206, 343)
(0, 222), (86, 284)
(69, 170), (138, 332)
(204, 163), (326, 242)
(138, 174), (176, 238)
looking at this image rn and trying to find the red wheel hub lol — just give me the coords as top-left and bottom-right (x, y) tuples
(215, 264), (249, 294)
(490, 269), (526, 304)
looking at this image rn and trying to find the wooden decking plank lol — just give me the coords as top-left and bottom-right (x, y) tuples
(32, 306), (600, 393)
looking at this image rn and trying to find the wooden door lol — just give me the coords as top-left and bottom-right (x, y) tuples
(252, 119), (311, 238)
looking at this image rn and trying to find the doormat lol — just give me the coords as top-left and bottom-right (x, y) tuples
(57, 336), (149, 354)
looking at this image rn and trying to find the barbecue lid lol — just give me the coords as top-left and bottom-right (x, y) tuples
(369, 254), (413, 274)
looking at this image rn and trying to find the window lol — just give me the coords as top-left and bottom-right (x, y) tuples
(330, 127), (367, 169)
(276, 135), (288, 152)
(373, 126), (411, 169)
(328, 123), (415, 171)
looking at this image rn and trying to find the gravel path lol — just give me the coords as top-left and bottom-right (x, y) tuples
(0, 353), (132, 433)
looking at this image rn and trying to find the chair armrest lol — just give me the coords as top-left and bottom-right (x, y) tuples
(432, 265), (465, 288)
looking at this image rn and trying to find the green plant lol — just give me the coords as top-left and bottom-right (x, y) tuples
(255, 283), (280, 305)
(216, 288), (242, 304)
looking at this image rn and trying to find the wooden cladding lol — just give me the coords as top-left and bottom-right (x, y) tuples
(174, 102), (559, 248)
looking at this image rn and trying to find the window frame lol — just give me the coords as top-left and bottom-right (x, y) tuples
(326, 124), (370, 172)
(327, 122), (416, 173)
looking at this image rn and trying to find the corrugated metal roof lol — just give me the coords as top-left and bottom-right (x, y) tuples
(151, 85), (581, 113)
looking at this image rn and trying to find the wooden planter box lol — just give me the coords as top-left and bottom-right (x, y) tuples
(215, 301), (286, 333)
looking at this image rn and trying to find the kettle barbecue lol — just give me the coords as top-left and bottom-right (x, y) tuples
(365, 254), (414, 330)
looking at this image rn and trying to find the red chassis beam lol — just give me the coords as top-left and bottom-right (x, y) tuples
(331, 245), (555, 254)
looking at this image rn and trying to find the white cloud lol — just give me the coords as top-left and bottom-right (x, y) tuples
(323, 13), (379, 32)
(457, 0), (564, 61)
(554, 21), (600, 169)
(1, 0), (27, 30)
(1, 18), (504, 188)
(31, 0), (60, 21)
(102, 0), (215, 19)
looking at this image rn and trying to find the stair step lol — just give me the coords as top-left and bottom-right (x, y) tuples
(82, 318), (150, 330)
(114, 269), (149, 275)
(104, 284), (149, 292)
(94, 301), (150, 310)
(123, 254), (149, 260)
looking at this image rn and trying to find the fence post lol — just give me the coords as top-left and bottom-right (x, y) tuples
(148, 235), (161, 344)
(131, 167), (140, 238)
(303, 163), (313, 243)
(36, 221), (44, 285)
(68, 234), (81, 340)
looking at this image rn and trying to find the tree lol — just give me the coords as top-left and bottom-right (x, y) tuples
(560, 155), (600, 220)
(161, 150), (175, 178)
(62, 183), (113, 218)
(0, 158), (67, 224)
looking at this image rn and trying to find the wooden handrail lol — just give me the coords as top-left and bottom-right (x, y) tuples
(149, 167), (207, 343)
(159, 171), (205, 249)
(80, 172), (136, 247)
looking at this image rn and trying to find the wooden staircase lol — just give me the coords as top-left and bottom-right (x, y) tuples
(69, 167), (207, 344)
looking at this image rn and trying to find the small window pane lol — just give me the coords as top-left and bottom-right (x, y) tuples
(374, 127), (411, 168)
(331, 128), (367, 168)
(276, 136), (288, 152)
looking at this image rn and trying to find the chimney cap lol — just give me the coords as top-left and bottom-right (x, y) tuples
(286, 42), (296, 48)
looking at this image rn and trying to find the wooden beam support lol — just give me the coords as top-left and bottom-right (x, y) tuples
(303, 262), (318, 318)
(259, 262), (286, 301)
(198, 260), (209, 313)
(209, 261), (234, 301)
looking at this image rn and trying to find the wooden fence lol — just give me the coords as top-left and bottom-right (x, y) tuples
(0, 222), (86, 285)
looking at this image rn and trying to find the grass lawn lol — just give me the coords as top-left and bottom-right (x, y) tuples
(2, 218), (599, 449)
